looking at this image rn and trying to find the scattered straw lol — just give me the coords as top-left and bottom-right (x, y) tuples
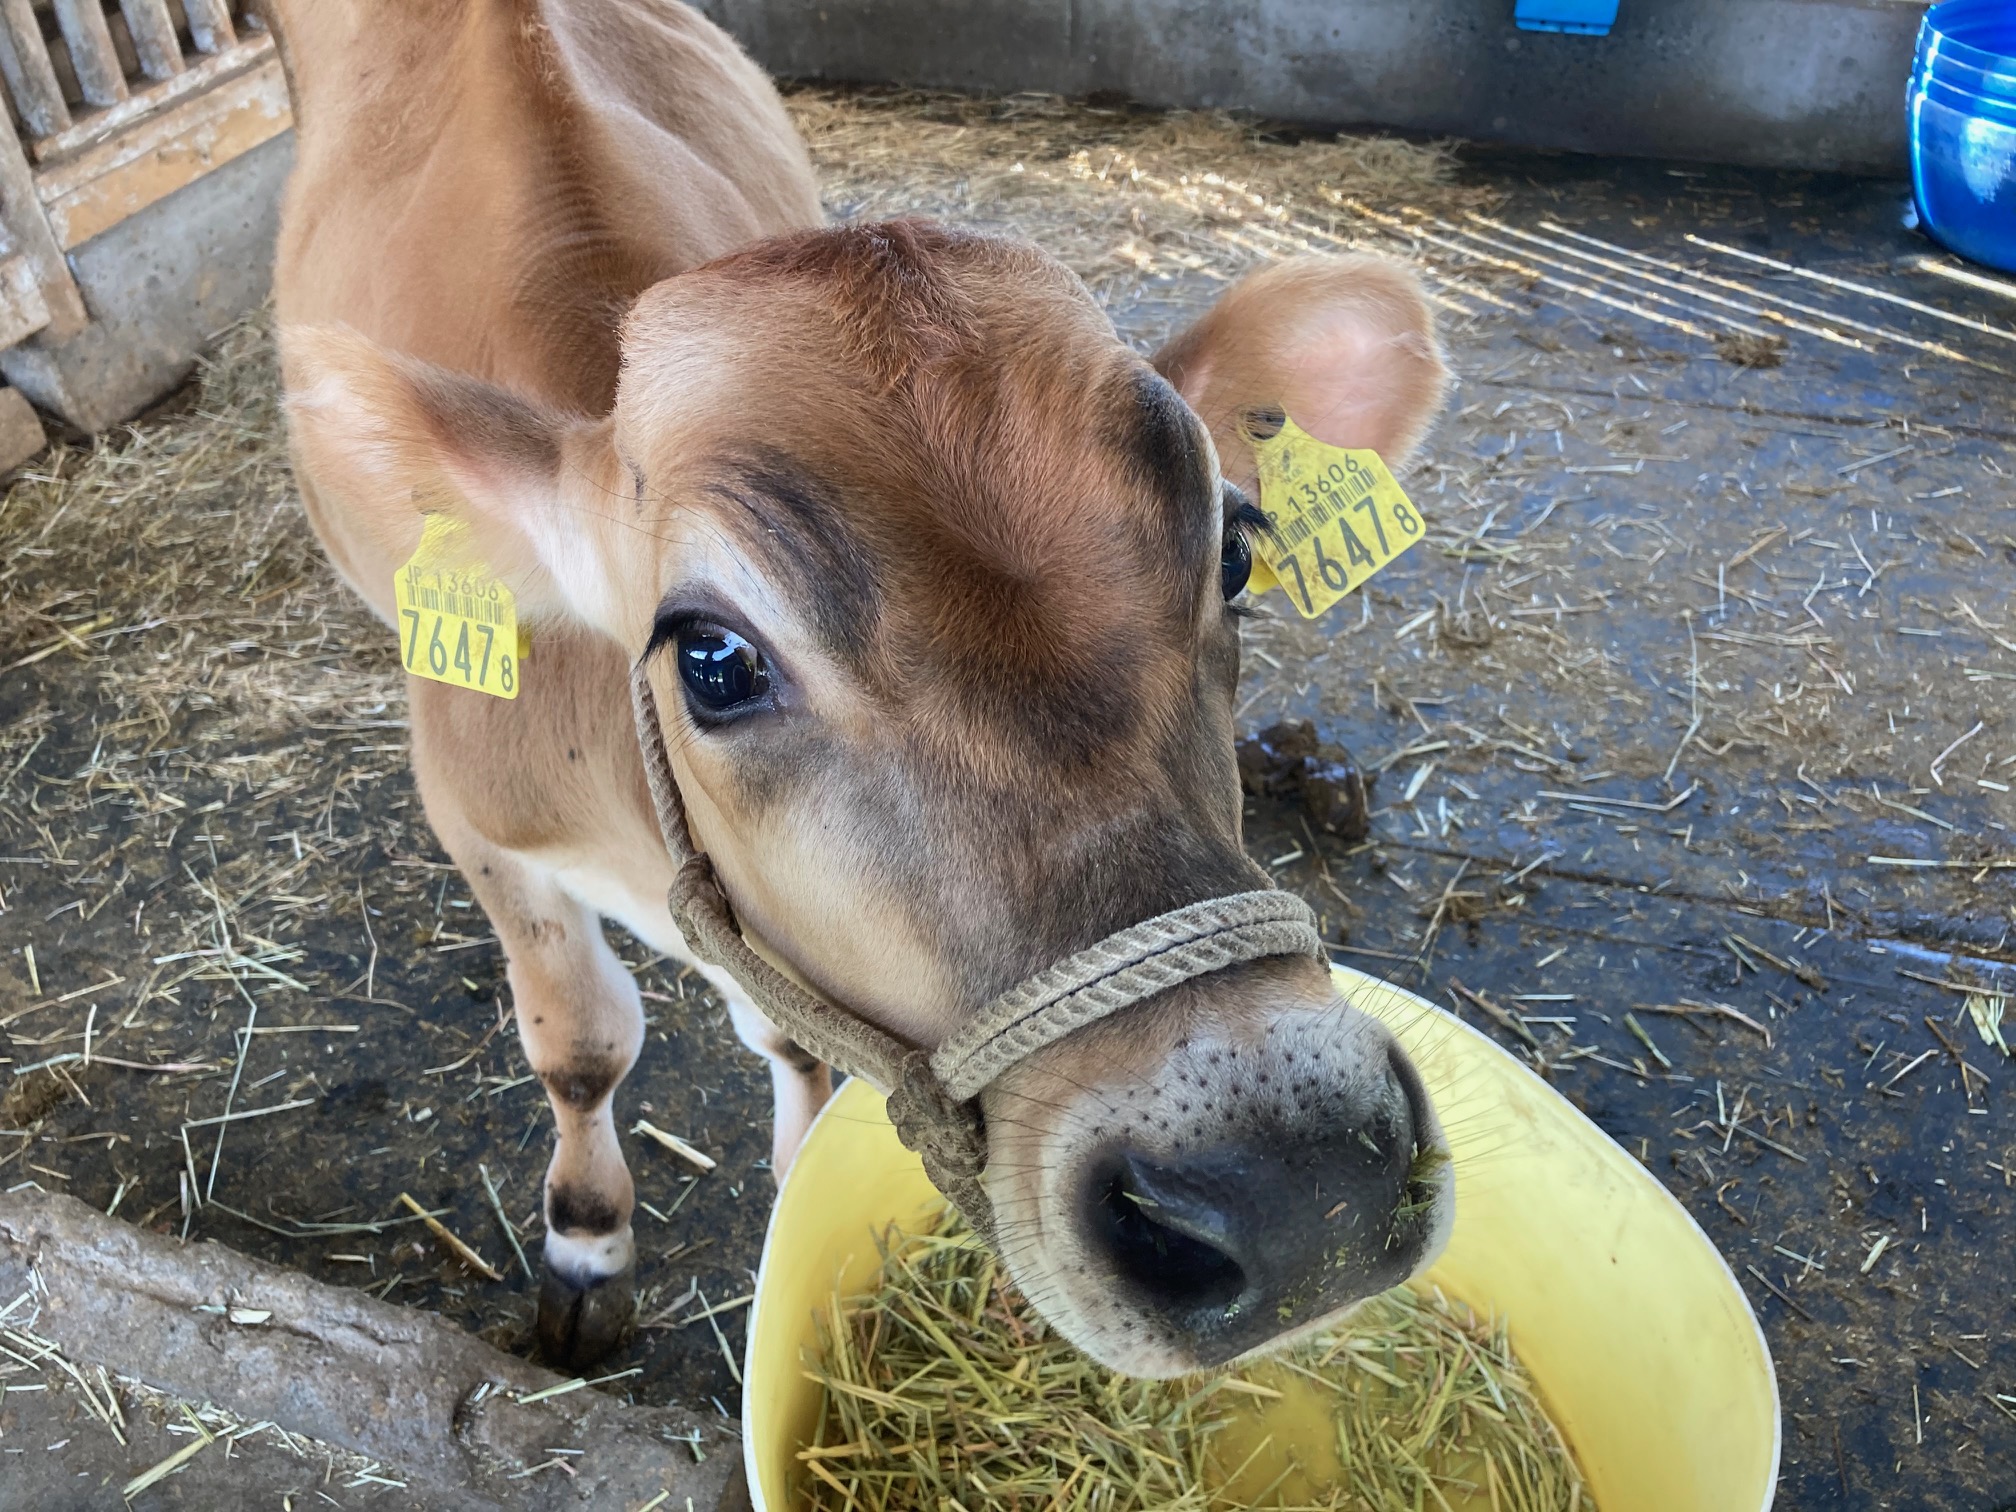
(396, 1191), (503, 1282)
(803, 1208), (1589, 1511)
(783, 87), (1492, 338)
(120, 1403), (213, 1498)
(0, 316), (388, 737)
(1966, 993), (2011, 1058)
(632, 1119), (718, 1172)
(479, 1161), (535, 1279)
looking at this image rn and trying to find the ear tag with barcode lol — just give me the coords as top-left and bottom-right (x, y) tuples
(1246, 416), (1425, 619)
(393, 514), (525, 699)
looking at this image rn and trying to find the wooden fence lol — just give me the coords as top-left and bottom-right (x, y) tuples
(0, 1), (290, 462)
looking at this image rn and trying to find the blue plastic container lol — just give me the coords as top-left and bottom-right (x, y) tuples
(1915, 50), (2016, 105)
(1915, 0), (2016, 72)
(1513, 0), (1620, 37)
(1914, 41), (2016, 109)
(1911, 0), (2016, 272)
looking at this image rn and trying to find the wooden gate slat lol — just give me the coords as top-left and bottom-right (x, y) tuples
(0, 0), (74, 137)
(180, 0), (235, 55)
(0, 44), (87, 338)
(120, 0), (184, 81)
(36, 51), (289, 250)
(51, 0), (130, 109)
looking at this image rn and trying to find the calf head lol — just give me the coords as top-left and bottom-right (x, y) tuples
(287, 222), (1451, 1377)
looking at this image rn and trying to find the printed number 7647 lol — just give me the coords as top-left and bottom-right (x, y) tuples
(1272, 491), (1423, 614)
(399, 609), (515, 693)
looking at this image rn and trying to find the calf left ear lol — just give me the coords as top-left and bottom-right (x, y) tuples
(1153, 254), (1448, 491)
(281, 326), (628, 637)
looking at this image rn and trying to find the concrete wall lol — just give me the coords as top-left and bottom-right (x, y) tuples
(700, 0), (1926, 175)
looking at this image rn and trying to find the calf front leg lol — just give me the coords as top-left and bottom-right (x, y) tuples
(422, 801), (644, 1368)
(722, 992), (831, 1181)
(519, 905), (646, 1369)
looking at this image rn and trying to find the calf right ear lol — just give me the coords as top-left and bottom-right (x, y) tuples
(281, 326), (628, 636)
(1153, 255), (1447, 494)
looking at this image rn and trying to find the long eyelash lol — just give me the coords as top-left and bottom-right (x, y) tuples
(641, 615), (680, 666)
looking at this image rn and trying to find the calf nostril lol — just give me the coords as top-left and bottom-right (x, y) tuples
(1386, 1041), (1431, 1141)
(1087, 1154), (1246, 1313)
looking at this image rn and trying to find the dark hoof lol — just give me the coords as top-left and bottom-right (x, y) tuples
(536, 1265), (635, 1370)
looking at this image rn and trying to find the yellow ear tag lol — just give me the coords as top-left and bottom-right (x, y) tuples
(393, 514), (524, 699)
(1246, 416), (1426, 619)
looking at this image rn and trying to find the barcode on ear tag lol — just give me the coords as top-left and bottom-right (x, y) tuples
(393, 514), (524, 698)
(1248, 417), (1425, 619)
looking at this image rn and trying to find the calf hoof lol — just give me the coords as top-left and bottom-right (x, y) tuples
(536, 1265), (635, 1370)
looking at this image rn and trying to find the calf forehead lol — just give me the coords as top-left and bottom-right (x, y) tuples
(623, 220), (1216, 535)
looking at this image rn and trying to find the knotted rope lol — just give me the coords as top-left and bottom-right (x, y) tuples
(630, 665), (1324, 1244)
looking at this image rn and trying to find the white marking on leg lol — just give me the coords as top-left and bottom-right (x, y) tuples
(544, 1225), (635, 1287)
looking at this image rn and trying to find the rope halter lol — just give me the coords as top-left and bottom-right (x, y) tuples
(630, 663), (1325, 1246)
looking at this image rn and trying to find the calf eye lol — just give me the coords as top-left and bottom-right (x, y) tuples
(1221, 527), (1253, 600)
(1221, 483), (1266, 601)
(675, 623), (769, 713)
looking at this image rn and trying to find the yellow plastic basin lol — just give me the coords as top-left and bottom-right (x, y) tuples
(745, 965), (1781, 1510)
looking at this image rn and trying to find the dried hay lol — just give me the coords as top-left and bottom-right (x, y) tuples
(0, 316), (393, 751)
(803, 1207), (1589, 1512)
(784, 87), (1496, 333)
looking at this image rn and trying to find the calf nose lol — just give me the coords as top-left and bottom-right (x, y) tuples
(1078, 1043), (1437, 1364)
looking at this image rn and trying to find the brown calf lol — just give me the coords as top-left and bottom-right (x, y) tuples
(269, 0), (1451, 1376)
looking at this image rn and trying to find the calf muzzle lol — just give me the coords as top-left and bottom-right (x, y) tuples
(1079, 1035), (1439, 1364)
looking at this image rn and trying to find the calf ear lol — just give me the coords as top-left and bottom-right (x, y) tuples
(281, 326), (625, 634)
(1152, 254), (1448, 491)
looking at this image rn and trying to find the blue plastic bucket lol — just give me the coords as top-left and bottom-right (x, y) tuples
(1910, 0), (2016, 272)
(1916, 70), (2016, 127)
(1915, 0), (2016, 71)
(1915, 38), (2016, 103)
